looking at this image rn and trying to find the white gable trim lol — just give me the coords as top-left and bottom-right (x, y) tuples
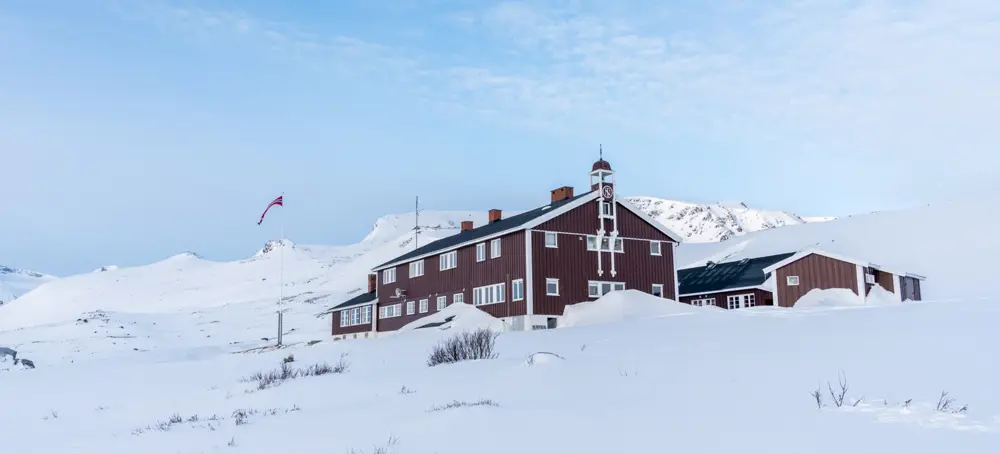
(615, 198), (685, 243)
(761, 248), (919, 279)
(372, 192), (600, 271)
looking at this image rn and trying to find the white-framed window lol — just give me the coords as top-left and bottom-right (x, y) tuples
(650, 241), (662, 256)
(454, 293), (464, 304)
(787, 275), (800, 286)
(473, 283), (505, 306)
(727, 294), (756, 310)
(544, 232), (558, 248)
(586, 236), (623, 253)
(690, 298), (715, 307)
(600, 201), (614, 218)
(419, 299), (429, 313)
(439, 250), (458, 270)
(409, 260), (424, 278)
(490, 238), (501, 258)
(437, 295), (447, 311)
(379, 303), (402, 319)
(546, 278), (559, 296)
(406, 301), (415, 315)
(352, 307), (361, 325)
(340, 310), (349, 327)
(361, 305), (372, 324)
(512, 279), (524, 301)
(382, 268), (396, 284)
(588, 280), (625, 298)
(476, 243), (486, 262)
(652, 284), (664, 297)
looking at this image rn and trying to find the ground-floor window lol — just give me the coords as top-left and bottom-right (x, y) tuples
(512, 279), (524, 301)
(727, 294), (756, 309)
(406, 301), (415, 315)
(690, 298), (715, 307)
(588, 280), (624, 298)
(454, 293), (464, 304)
(546, 278), (559, 296)
(379, 303), (402, 319)
(340, 305), (372, 327)
(437, 295), (447, 311)
(652, 284), (664, 298)
(419, 299), (429, 313)
(473, 283), (505, 306)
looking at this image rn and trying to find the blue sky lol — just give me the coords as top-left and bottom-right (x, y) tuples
(2, 0), (999, 276)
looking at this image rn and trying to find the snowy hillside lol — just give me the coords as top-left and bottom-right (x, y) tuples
(626, 197), (832, 242)
(0, 265), (55, 306)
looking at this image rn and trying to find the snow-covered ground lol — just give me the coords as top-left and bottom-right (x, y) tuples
(0, 265), (55, 306)
(0, 293), (997, 453)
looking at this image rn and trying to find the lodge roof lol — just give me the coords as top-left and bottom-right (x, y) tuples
(322, 290), (377, 314)
(372, 190), (596, 270)
(678, 252), (795, 296)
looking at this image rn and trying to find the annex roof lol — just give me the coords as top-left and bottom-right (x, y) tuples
(678, 252), (794, 296)
(321, 290), (377, 315)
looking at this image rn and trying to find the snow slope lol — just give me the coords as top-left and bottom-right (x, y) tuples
(0, 265), (56, 305)
(627, 196), (832, 242)
(0, 294), (997, 453)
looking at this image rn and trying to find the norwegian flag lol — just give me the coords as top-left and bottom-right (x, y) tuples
(257, 195), (283, 225)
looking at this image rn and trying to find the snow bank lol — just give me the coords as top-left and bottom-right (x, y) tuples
(560, 290), (704, 328)
(793, 286), (901, 309)
(395, 302), (504, 333)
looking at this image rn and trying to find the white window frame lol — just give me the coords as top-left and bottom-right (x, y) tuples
(379, 303), (402, 319)
(588, 280), (625, 298)
(727, 294), (756, 310)
(512, 279), (524, 301)
(361, 305), (372, 324)
(436, 295), (447, 311)
(472, 283), (505, 306)
(546, 278), (559, 296)
(454, 293), (464, 305)
(587, 235), (624, 253)
(382, 268), (396, 284)
(652, 284), (664, 298)
(690, 298), (715, 307)
(600, 201), (614, 218)
(406, 301), (415, 315)
(544, 232), (558, 248)
(419, 298), (429, 313)
(476, 243), (486, 262)
(409, 260), (424, 278)
(786, 275), (800, 286)
(650, 241), (662, 256)
(490, 238), (502, 258)
(340, 310), (349, 327)
(439, 250), (458, 271)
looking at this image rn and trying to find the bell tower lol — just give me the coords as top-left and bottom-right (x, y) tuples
(590, 145), (619, 277)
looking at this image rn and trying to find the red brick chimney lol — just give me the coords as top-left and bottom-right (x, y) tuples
(460, 220), (474, 231)
(550, 186), (574, 203)
(367, 274), (377, 293)
(489, 209), (502, 223)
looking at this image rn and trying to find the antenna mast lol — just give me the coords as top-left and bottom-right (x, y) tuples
(415, 196), (420, 250)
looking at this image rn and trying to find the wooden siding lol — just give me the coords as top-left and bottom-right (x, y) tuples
(775, 254), (859, 307)
(532, 200), (676, 317)
(680, 288), (773, 309)
(375, 230), (526, 331)
(331, 305), (374, 336)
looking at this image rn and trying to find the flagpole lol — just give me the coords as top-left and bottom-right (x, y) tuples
(277, 192), (285, 347)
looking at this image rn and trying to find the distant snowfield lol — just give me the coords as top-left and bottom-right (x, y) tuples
(0, 265), (55, 306)
(0, 295), (997, 453)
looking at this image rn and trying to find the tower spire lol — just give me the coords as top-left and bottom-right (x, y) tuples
(599, 144), (603, 161)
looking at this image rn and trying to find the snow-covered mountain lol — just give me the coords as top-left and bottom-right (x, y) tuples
(0, 265), (56, 306)
(626, 197), (832, 242)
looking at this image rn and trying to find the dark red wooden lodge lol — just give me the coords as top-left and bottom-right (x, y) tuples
(327, 158), (685, 339)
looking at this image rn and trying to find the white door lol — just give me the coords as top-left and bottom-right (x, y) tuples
(728, 294), (756, 309)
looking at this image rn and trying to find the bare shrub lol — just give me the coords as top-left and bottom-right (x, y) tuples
(283, 353), (295, 364)
(399, 386), (415, 395)
(427, 399), (499, 412)
(827, 370), (849, 408)
(187, 415), (199, 422)
(427, 328), (499, 367)
(331, 353), (350, 373)
(935, 391), (961, 412)
(811, 388), (823, 409)
(228, 436), (236, 447)
(169, 413), (183, 424)
(349, 435), (399, 454)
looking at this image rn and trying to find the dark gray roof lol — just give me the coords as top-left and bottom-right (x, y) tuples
(324, 291), (377, 314)
(415, 315), (455, 329)
(678, 252), (795, 295)
(374, 190), (595, 269)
